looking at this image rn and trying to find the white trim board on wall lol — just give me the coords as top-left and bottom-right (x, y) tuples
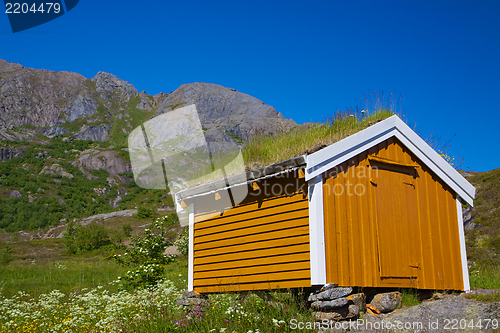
(305, 116), (475, 206)
(456, 198), (470, 292)
(188, 204), (195, 291)
(308, 175), (327, 285)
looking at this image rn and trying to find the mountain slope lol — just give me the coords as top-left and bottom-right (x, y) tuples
(463, 168), (500, 270)
(0, 59), (297, 231)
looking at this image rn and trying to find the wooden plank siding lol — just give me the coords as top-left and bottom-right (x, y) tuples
(323, 137), (464, 290)
(192, 172), (312, 293)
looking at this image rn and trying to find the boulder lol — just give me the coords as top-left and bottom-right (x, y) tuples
(313, 309), (346, 321)
(7, 190), (22, 197)
(320, 283), (338, 291)
(465, 222), (484, 231)
(183, 290), (203, 298)
(347, 293), (366, 311)
(311, 297), (349, 311)
(176, 297), (206, 307)
(312, 304), (358, 321)
(309, 287), (353, 302)
(176, 290), (208, 308)
(348, 304), (360, 318)
(371, 292), (402, 313)
(112, 196), (122, 208)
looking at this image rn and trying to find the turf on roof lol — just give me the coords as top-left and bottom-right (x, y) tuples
(242, 109), (394, 170)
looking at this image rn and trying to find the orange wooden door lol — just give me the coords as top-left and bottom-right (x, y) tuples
(371, 162), (419, 279)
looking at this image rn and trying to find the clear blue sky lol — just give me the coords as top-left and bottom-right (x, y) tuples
(1, 1), (499, 171)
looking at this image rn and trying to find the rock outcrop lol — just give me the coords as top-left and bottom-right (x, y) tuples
(74, 149), (131, 176)
(0, 59), (90, 127)
(0, 147), (23, 162)
(39, 164), (74, 179)
(0, 59), (142, 130)
(92, 71), (138, 102)
(156, 82), (297, 151)
(74, 124), (111, 142)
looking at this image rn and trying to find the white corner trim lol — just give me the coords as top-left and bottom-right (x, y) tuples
(188, 204), (195, 291)
(456, 198), (470, 292)
(305, 115), (475, 206)
(308, 175), (327, 285)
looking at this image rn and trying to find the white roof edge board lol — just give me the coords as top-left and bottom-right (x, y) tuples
(305, 115), (476, 206)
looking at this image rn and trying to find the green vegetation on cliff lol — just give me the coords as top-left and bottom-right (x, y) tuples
(464, 168), (500, 288)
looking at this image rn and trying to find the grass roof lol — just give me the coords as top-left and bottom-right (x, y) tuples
(242, 109), (395, 170)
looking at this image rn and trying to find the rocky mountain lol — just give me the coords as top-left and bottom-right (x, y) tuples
(0, 59), (296, 149)
(0, 58), (297, 231)
(156, 83), (296, 151)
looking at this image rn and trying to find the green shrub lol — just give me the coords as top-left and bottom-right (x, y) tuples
(174, 228), (189, 257)
(90, 168), (110, 179)
(122, 223), (133, 237)
(136, 207), (155, 219)
(0, 245), (12, 265)
(110, 231), (123, 245)
(158, 213), (178, 226)
(114, 213), (177, 287)
(63, 222), (111, 254)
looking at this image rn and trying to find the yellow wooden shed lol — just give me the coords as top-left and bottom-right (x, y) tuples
(175, 115), (475, 293)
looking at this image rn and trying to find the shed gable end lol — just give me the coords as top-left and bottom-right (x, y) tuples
(322, 137), (465, 290)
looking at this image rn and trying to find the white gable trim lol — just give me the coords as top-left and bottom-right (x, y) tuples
(188, 204), (195, 291)
(305, 116), (475, 206)
(456, 198), (470, 292)
(308, 175), (327, 285)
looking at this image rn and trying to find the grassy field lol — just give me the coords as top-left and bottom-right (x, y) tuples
(0, 254), (189, 297)
(0, 257), (128, 298)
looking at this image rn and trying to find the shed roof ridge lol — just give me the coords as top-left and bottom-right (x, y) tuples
(305, 115), (475, 206)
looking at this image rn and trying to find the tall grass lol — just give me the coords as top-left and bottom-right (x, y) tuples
(126, 291), (314, 333)
(0, 258), (128, 298)
(469, 266), (500, 289)
(0, 256), (189, 299)
(400, 289), (421, 308)
(243, 109), (394, 169)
